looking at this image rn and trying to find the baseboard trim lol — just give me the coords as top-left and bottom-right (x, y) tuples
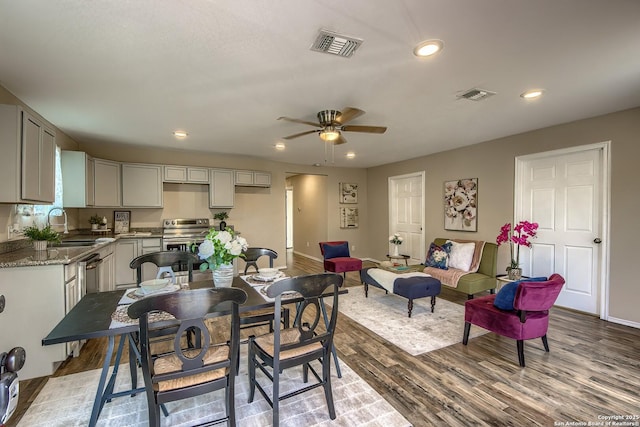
(606, 316), (640, 329)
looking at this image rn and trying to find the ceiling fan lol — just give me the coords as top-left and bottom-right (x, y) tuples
(277, 107), (387, 145)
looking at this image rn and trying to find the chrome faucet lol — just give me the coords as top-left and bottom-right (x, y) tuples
(47, 207), (69, 234)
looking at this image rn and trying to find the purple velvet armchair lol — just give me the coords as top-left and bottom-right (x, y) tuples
(462, 273), (565, 367)
(319, 241), (362, 278)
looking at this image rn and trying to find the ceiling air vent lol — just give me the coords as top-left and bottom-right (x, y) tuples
(310, 29), (363, 58)
(457, 88), (497, 101)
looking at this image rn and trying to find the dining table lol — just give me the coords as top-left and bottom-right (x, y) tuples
(42, 274), (346, 427)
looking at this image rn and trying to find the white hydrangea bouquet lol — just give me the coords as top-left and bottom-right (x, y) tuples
(389, 233), (404, 245)
(194, 228), (248, 270)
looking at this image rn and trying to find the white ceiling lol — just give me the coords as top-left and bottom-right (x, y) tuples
(1, 0), (640, 168)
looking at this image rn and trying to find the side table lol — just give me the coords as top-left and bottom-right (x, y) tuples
(386, 254), (410, 265)
(496, 274), (529, 291)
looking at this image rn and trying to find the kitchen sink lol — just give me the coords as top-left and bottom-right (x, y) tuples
(50, 240), (96, 247)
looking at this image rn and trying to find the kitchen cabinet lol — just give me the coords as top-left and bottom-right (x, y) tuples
(115, 238), (161, 288)
(94, 158), (121, 207)
(61, 151), (95, 207)
(235, 169), (271, 187)
(99, 244), (115, 292)
(0, 265), (67, 380)
(0, 104), (56, 203)
(163, 165), (209, 183)
(122, 163), (163, 207)
(209, 168), (235, 208)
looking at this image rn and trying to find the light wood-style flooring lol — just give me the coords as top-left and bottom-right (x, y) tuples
(7, 252), (640, 426)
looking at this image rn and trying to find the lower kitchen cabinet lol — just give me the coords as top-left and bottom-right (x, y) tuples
(99, 244), (115, 292)
(115, 238), (161, 288)
(0, 265), (67, 380)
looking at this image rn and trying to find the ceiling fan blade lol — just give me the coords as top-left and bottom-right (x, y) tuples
(335, 107), (365, 125)
(277, 116), (322, 128)
(282, 130), (318, 140)
(333, 134), (348, 145)
(341, 125), (387, 134)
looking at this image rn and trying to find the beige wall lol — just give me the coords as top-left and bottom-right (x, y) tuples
(366, 107), (640, 324)
(290, 174), (327, 258)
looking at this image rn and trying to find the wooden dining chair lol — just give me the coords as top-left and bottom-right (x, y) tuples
(248, 273), (343, 426)
(129, 250), (199, 286)
(128, 287), (247, 427)
(242, 247), (278, 275)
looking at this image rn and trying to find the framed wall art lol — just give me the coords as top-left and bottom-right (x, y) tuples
(444, 178), (478, 232)
(114, 210), (131, 234)
(339, 207), (359, 229)
(339, 182), (358, 204)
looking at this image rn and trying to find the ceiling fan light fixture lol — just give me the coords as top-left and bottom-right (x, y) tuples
(319, 127), (341, 142)
(413, 39), (443, 57)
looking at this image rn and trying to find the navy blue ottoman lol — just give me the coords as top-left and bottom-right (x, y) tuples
(360, 268), (442, 318)
(394, 276), (442, 318)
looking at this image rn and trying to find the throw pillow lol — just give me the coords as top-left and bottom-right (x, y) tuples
(493, 276), (549, 310)
(424, 242), (452, 270)
(323, 242), (349, 259)
(447, 240), (476, 271)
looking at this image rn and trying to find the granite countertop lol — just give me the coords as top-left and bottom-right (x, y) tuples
(0, 229), (163, 268)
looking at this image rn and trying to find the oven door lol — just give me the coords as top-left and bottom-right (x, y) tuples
(162, 238), (205, 272)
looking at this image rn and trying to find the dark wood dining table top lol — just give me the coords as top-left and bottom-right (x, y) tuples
(43, 276), (346, 346)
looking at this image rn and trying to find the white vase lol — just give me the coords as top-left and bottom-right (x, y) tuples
(212, 263), (234, 288)
(33, 240), (48, 251)
(393, 244), (400, 256)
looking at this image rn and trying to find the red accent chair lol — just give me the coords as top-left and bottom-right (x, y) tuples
(319, 241), (362, 278)
(462, 273), (565, 367)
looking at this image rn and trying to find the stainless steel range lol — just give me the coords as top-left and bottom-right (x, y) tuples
(162, 218), (213, 280)
(162, 218), (212, 250)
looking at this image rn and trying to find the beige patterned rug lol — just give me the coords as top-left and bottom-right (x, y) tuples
(335, 286), (488, 355)
(18, 347), (410, 427)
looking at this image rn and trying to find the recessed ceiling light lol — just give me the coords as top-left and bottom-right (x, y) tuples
(173, 130), (188, 138)
(346, 152), (356, 159)
(520, 89), (545, 99)
(275, 142), (286, 150)
(413, 39), (443, 57)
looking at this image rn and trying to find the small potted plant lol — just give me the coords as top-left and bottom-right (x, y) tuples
(23, 224), (61, 251)
(89, 214), (102, 231)
(214, 212), (229, 231)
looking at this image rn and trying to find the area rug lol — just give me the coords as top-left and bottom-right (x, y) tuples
(18, 348), (410, 427)
(335, 286), (487, 356)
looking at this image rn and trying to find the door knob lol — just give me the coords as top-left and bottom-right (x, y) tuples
(593, 238), (602, 244)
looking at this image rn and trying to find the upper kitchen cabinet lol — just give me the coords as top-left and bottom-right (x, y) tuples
(235, 170), (271, 187)
(0, 104), (56, 203)
(122, 163), (163, 207)
(163, 165), (209, 183)
(93, 158), (121, 207)
(209, 168), (234, 208)
(61, 151), (95, 207)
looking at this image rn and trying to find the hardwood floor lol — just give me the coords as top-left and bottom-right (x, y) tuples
(8, 252), (640, 426)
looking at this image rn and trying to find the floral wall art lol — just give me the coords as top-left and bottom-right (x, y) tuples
(444, 178), (478, 232)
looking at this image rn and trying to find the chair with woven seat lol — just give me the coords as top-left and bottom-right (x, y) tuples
(462, 273), (565, 367)
(129, 250), (199, 286)
(242, 247), (278, 275)
(248, 273), (343, 426)
(128, 287), (247, 427)
(319, 241), (362, 278)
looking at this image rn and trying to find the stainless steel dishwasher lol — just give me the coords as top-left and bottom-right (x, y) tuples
(78, 253), (102, 294)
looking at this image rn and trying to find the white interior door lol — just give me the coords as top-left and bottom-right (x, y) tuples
(389, 172), (425, 264)
(516, 145), (608, 315)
